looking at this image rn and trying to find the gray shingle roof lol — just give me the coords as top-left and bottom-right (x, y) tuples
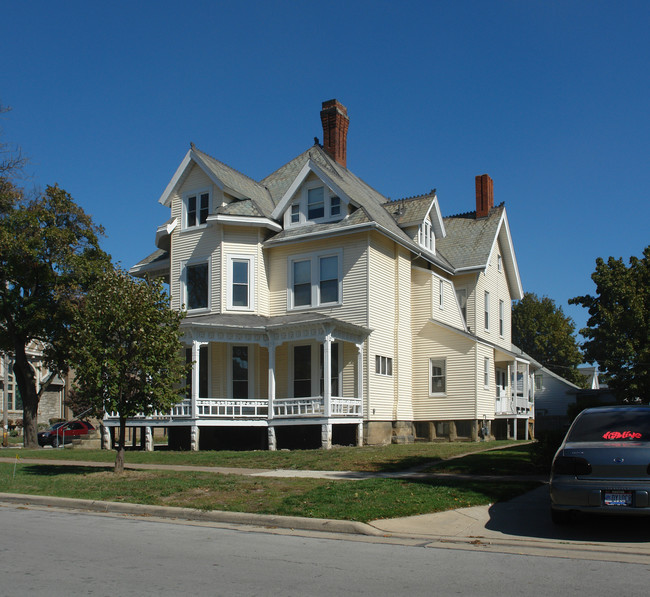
(385, 193), (436, 227)
(130, 249), (170, 275)
(192, 147), (275, 217)
(436, 205), (504, 270)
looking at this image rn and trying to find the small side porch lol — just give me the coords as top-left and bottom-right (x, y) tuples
(493, 354), (535, 440)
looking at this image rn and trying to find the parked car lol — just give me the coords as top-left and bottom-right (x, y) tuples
(37, 420), (95, 447)
(550, 406), (650, 523)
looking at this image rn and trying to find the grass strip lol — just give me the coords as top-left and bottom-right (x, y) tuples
(3, 440), (523, 472)
(0, 462), (540, 522)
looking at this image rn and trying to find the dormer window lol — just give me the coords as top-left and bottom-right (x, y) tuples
(419, 217), (435, 252)
(286, 183), (346, 227)
(184, 189), (210, 229)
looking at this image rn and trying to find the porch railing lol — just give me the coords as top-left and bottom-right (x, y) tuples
(495, 388), (533, 415)
(105, 395), (362, 421)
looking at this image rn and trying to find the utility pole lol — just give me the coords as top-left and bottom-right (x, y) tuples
(2, 353), (9, 447)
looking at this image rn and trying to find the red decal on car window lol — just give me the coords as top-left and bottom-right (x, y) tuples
(602, 431), (642, 440)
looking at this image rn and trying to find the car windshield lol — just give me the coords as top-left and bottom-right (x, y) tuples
(567, 409), (650, 442)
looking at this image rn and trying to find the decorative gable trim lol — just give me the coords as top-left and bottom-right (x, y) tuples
(427, 196), (446, 239)
(487, 211), (523, 300)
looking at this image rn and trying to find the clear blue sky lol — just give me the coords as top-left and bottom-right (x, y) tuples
(2, 1), (648, 337)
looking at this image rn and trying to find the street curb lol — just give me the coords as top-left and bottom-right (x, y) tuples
(0, 492), (384, 537)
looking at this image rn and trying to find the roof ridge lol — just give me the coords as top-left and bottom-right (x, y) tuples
(445, 202), (504, 219)
(388, 190), (437, 204)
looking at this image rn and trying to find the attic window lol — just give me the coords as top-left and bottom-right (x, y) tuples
(419, 218), (435, 252)
(184, 189), (210, 229)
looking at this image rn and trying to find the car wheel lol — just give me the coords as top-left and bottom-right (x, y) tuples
(550, 508), (572, 525)
(52, 437), (60, 448)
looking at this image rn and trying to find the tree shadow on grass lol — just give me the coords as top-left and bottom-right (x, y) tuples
(20, 464), (112, 477)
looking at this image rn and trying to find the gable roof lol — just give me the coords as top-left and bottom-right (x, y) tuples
(158, 145), (275, 217)
(436, 204), (523, 299)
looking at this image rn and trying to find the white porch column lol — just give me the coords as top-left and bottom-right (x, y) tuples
(523, 362), (529, 413)
(267, 342), (276, 421)
(190, 340), (203, 420)
(267, 426), (277, 451)
(144, 426), (153, 451)
(321, 423), (332, 450)
(356, 342), (364, 414)
(323, 334), (332, 417)
(191, 425), (200, 451)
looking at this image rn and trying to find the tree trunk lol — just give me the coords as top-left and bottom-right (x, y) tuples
(13, 342), (40, 449)
(114, 417), (126, 474)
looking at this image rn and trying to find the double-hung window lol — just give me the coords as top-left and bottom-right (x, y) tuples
(499, 300), (504, 336)
(185, 261), (209, 311)
(292, 259), (312, 307)
(419, 217), (434, 252)
(290, 251), (341, 309)
(185, 190), (210, 228)
(430, 359), (446, 395)
(228, 255), (255, 311)
(484, 291), (490, 331)
(307, 187), (325, 220)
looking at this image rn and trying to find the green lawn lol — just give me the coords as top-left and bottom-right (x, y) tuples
(4, 439), (523, 472)
(0, 462), (539, 523)
(0, 441), (543, 522)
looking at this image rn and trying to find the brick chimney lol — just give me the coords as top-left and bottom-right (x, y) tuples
(320, 99), (349, 167)
(475, 174), (494, 218)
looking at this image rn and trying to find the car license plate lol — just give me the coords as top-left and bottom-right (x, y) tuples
(604, 491), (632, 506)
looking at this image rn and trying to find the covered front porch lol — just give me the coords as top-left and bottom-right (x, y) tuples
(103, 312), (370, 450)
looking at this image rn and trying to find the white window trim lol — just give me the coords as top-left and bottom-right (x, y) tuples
(226, 254), (256, 312)
(439, 279), (444, 310)
(484, 356), (490, 389)
(419, 217), (435, 252)
(182, 187), (212, 231)
(181, 256), (211, 313)
(429, 358), (446, 396)
(484, 290), (490, 331)
(374, 355), (393, 376)
(288, 249), (343, 310)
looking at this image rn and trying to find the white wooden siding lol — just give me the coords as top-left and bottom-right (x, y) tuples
(411, 324), (478, 420)
(367, 234), (397, 420)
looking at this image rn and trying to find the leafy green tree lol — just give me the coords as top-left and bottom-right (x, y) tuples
(570, 247), (650, 403)
(69, 269), (189, 473)
(512, 292), (585, 386)
(0, 182), (108, 447)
